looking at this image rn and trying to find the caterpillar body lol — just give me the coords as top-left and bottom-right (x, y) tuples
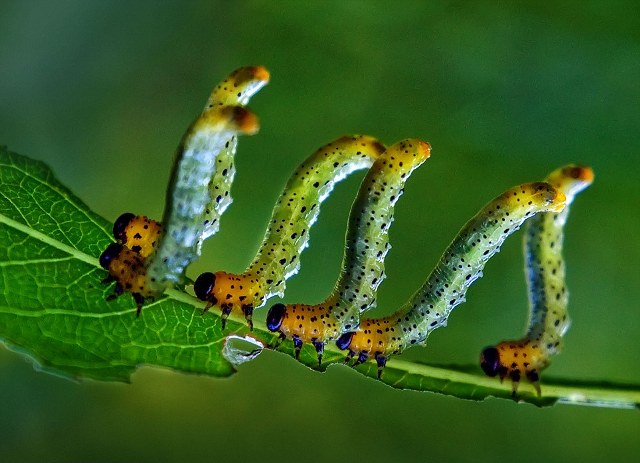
(336, 181), (567, 378)
(100, 243), (155, 316)
(113, 213), (163, 258)
(146, 66), (269, 292)
(100, 67), (268, 314)
(480, 165), (594, 396)
(100, 214), (163, 315)
(194, 135), (387, 329)
(266, 139), (431, 363)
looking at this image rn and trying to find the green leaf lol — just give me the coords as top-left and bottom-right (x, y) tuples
(1, 146), (638, 409)
(0, 146), (241, 380)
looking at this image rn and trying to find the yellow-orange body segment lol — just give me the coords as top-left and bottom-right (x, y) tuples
(209, 271), (262, 310)
(121, 216), (163, 258)
(107, 248), (154, 298)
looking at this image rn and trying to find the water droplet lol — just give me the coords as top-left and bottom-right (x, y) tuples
(222, 335), (264, 366)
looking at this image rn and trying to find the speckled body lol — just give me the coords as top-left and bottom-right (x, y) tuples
(113, 213), (163, 258)
(266, 139), (431, 360)
(146, 66), (269, 292)
(337, 181), (567, 374)
(194, 135), (386, 327)
(481, 166), (593, 394)
(100, 243), (156, 316)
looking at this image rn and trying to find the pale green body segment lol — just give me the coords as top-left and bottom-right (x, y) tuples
(523, 166), (594, 356)
(146, 67), (269, 291)
(480, 166), (594, 394)
(523, 200), (570, 355)
(330, 140), (431, 330)
(341, 182), (566, 363)
(244, 135), (386, 302)
(385, 183), (565, 353)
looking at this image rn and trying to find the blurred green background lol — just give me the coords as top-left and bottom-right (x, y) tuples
(1, 1), (638, 461)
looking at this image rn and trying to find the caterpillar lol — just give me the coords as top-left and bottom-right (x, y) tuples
(145, 66), (269, 293)
(112, 213), (163, 258)
(99, 67), (267, 314)
(266, 139), (432, 364)
(101, 213), (163, 316)
(480, 165), (594, 396)
(336, 181), (567, 378)
(194, 135), (387, 329)
(100, 243), (155, 316)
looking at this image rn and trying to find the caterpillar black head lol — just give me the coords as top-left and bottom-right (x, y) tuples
(100, 243), (124, 270)
(480, 346), (502, 377)
(335, 332), (355, 351)
(113, 212), (136, 243)
(480, 342), (544, 397)
(194, 272), (216, 303)
(266, 303), (286, 332)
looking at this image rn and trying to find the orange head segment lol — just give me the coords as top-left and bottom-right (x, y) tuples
(207, 65), (270, 108)
(328, 135), (387, 161)
(194, 271), (262, 309)
(193, 271), (264, 330)
(546, 165), (594, 203)
(266, 302), (340, 344)
(480, 340), (549, 395)
(267, 302), (340, 364)
(113, 213), (163, 258)
(194, 106), (260, 136)
(334, 315), (401, 378)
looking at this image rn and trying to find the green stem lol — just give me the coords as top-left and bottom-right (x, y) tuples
(168, 288), (640, 409)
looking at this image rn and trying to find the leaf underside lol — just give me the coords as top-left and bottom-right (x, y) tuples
(0, 146), (637, 409)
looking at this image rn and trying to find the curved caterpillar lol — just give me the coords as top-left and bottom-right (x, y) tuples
(145, 66), (269, 292)
(113, 213), (163, 258)
(100, 67), (268, 313)
(480, 165), (594, 396)
(194, 135), (387, 329)
(266, 139), (432, 363)
(336, 181), (567, 378)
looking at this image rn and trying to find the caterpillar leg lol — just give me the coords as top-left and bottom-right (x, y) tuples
(242, 305), (254, 331)
(337, 332), (387, 379)
(334, 317), (396, 378)
(103, 276), (147, 318)
(343, 349), (356, 364)
(352, 351), (369, 367)
(292, 335), (303, 360)
(312, 341), (324, 367)
(132, 293), (146, 318)
(375, 354), (387, 379)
